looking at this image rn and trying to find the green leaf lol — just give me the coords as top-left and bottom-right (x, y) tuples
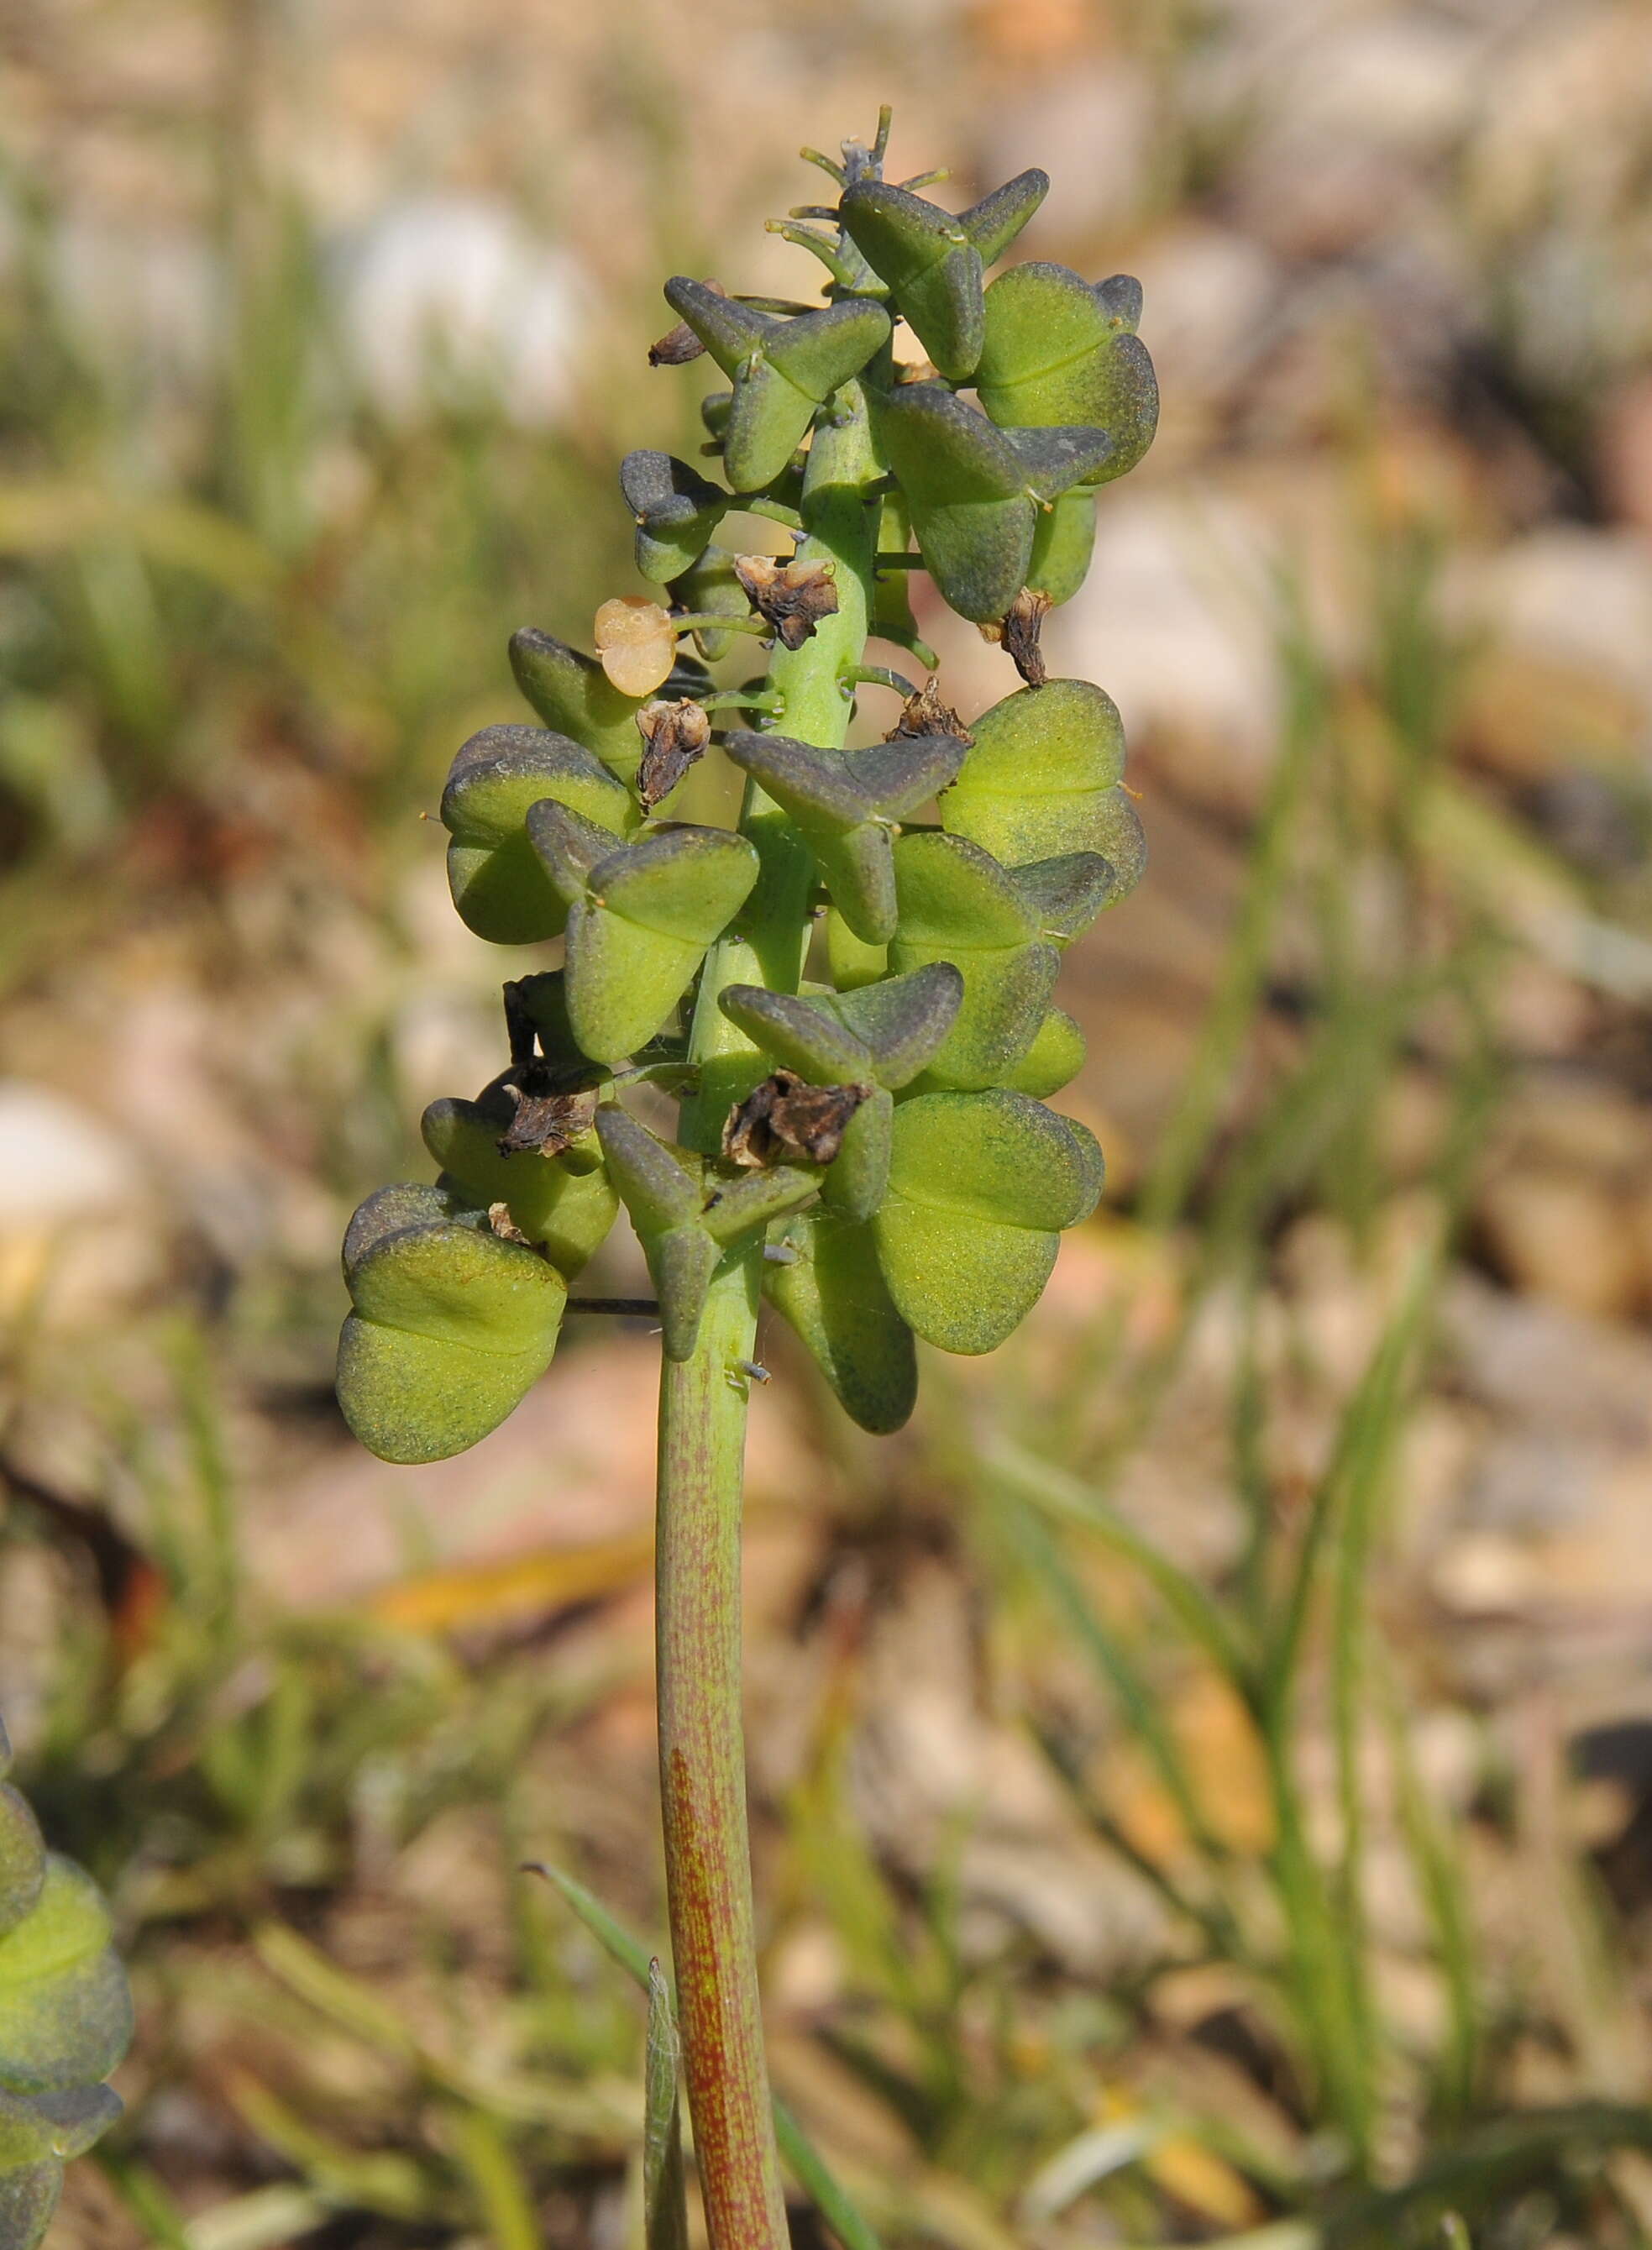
(839, 170), (1046, 380)
(766, 1212), (916, 1434)
(976, 262), (1159, 485)
(620, 451), (729, 583)
(422, 1092), (617, 1281)
(644, 1961), (690, 2250)
(527, 819), (759, 1063)
(873, 1091), (1102, 1353)
(888, 832), (1057, 1088)
(941, 677), (1135, 873)
(526, 1865), (886, 2250)
(870, 385), (1111, 622)
(337, 1188), (565, 1463)
(0, 1857), (133, 2099)
(442, 726), (635, 944)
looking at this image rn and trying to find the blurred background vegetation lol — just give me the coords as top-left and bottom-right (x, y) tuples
(4, 0), (1652, 2243)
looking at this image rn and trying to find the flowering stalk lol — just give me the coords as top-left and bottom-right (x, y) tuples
(336, 109), (1156, 2244)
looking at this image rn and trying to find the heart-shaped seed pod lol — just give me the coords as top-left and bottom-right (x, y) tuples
(975, 262), (1159, 486)
(839, 168), (1047, 380)
(422, 1084), (617, 1282)
(620, 450), (731, 582)
(442, 725), (636, 944)
(941, 677), (1145, 890)
(337, 1184), (566, 1464)
(721, 728), (967, 943)
(1000, 1007), (1088, 1098)
(528, 811), (761, 1064)
(0, 1857), (133, 2102)
(720, 962), (963, 1090)
(763, 1212), (916, 1434)
(662, 281), (893, 492)
(1025, 490), (1098, 609)
(873, 1090), (1103, 1353)
(888, 832), (1059, 1088)
(869, 384), (1113, 624)
(508, 628), (712, 797)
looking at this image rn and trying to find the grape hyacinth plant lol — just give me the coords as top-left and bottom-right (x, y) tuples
(338, 110), (1156, 2250)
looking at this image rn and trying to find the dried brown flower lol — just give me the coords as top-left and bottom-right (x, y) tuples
(887, 676), (972, 745)
(648, 279), (728, 367)
(733, 553), (839, 650)
(636, 697), (712, 811)
(722, 1069), (871, 1169)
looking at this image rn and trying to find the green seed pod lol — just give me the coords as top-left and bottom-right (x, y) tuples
(719, 962), (962, 1089)
(0, 1789), (44, 1946)
(888, 832), (1058, 1088)
(763, 1212), (916, 1434)
(442, 725), (637, 944)
(1007, 851), (1119, 947)
(337, 1184), (566, 1464)
(975, 263), (1158, 486)
(1025, 490), (1097, 607)
(422, 1088), (618, 1281)
(839, 169), (1047, 381)
(528, 808), (760, 1063)
(873, 1090), (1102, 1352)
(0, 1859), (132, 2101)
(661, 281), (892, 492)
(868, 491), (927, 654)
(595, 1106), (816, 1360)
(669, 545), (751, 663)
(869, 385), (1113, 623)
(509, 629), (711, 795)
(941, 677), (1138, 875)
(621, 450), (731, 583)
(721, 728), (966, 944)
(0, 1716), (128, 2250)
(1001, 1007), (1087, 1097)
(825, 907), (887, 991)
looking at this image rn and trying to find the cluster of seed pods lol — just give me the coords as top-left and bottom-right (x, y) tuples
(338, 114), (1157, 1463)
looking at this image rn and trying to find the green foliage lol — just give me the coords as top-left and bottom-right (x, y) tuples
(337, 118), (1155, 1471)
(0, 1722), (129, 2248)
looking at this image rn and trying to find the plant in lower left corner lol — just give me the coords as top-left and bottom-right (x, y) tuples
(0, 1716), (131, 2249)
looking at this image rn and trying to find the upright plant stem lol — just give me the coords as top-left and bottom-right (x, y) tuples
(657, 382), (879, 2250)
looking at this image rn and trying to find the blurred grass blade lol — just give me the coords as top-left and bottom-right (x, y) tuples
(1323, 2103), (1652, 2246)
(527, 1861), (885, 2249)
(986, 1440), (1254, 1693)
(644, 1959), (690, 2250)
(446, 2106), (541, 2250)
(522, 1860), (653, 1985)
(252, 1923), (417, 2059)
(773, 2095), (884, 2250)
